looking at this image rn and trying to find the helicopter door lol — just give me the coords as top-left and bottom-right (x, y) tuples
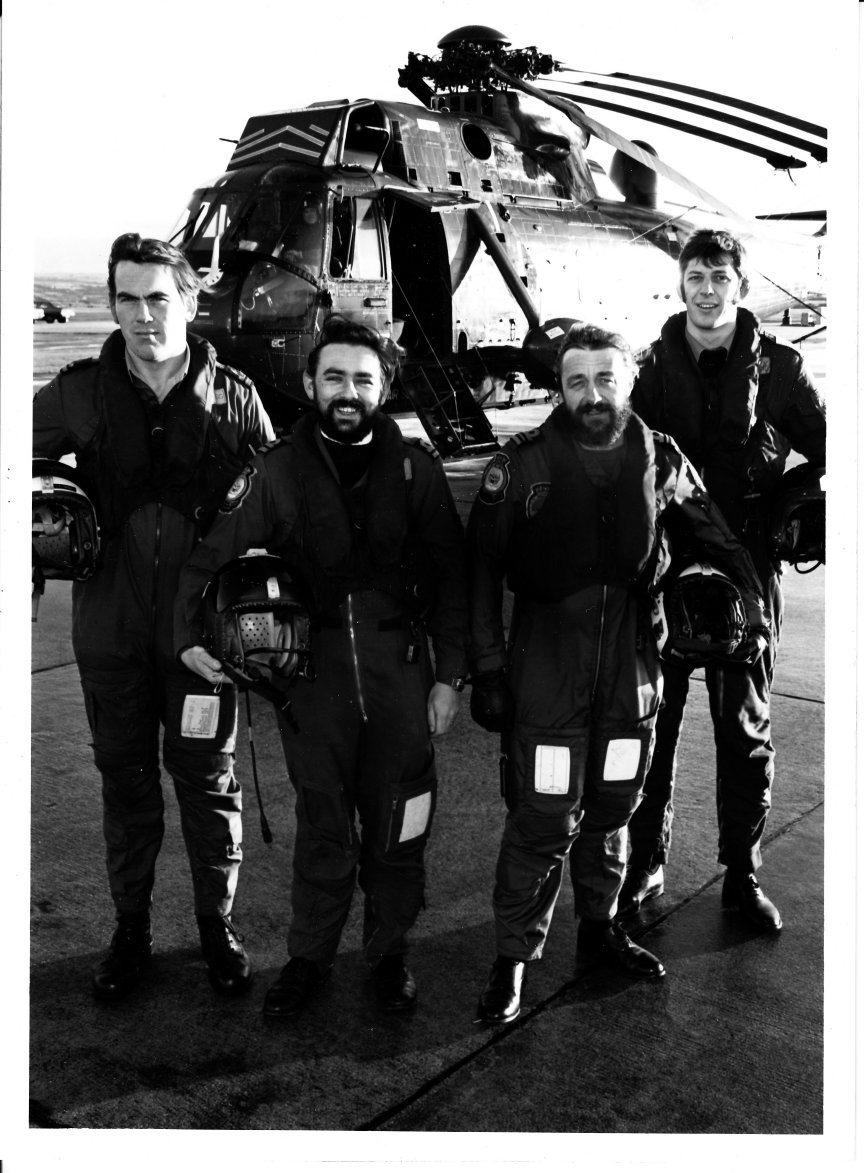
(327, 195), (391, 334)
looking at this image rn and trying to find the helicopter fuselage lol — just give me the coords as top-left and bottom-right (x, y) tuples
(171, 95), (820, 441)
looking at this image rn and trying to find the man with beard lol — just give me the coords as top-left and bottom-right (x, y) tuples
(620, 230), (826, 930)
(467, 322), (769, 1024)
(176, 315), (468, 1018)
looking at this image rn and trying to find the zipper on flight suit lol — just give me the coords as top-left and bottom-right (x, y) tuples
(346, 592), (369, 723)
(151, 501), (163, 634)
(590, 584), (608, 702)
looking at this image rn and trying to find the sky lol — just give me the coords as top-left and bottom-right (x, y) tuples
(3, 0), (847, 276)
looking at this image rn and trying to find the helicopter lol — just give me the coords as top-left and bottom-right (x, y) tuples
(168, 25), (826, 457)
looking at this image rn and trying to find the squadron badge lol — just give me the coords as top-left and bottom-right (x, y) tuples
(478, 453), (511, 505)
(219, 465), (257, 513)
(525, 482), (550, 519)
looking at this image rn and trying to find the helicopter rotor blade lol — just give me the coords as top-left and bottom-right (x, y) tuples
(487, 62), (750, 223)
(539, 87), (814, 170)
(548, 69), (825, 164)
(559, 68), (827, 140)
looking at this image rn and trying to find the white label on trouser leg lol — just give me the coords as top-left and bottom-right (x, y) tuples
(535, 745), (570, 794)
(400, 791), (432, 842)
(181, 694), (220, 739)
(603, 738), (642, 780)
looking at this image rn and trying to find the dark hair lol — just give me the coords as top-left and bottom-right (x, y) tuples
(677, 228), (748, 285)
(306, 314), (402, 390)
(555, 320), (637, 381)
(107, 233), (202, 304)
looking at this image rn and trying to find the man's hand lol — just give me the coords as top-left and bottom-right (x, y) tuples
(469, 670), (513, 733)
(731, 626), (771, 665)
(180, 645), (226, 686)
(731, 596), (773, 665)
(427, 682), (459, 736)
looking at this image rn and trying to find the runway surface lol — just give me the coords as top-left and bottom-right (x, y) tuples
(24, 322), (842, 1163)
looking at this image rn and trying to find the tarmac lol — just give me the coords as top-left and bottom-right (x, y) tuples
(17, 327), (853, 1168)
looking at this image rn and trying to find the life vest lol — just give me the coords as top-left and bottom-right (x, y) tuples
(507, 409), (658, 602)
(76, 332), (247, 535)
(280, 412), (421, 615)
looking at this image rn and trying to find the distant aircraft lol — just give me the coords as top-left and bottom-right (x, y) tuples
(169, 25), (826, 454)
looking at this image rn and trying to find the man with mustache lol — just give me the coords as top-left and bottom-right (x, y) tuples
(33, 233), (274, 1002)
(619, 229), (826, 930)
(176, 314), (468, 1018)
(467, 321), (769, 1024)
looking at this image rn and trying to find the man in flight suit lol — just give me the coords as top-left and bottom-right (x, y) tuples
(620, 229), (826, 929)
(33, 234), (274, 1000)
(176, 315), (468, 1017)
(468, 322), (769, 1024)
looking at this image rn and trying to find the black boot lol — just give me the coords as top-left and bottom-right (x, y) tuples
(576, 918), (665, 980)
(475, 957), (526, 1025)
(618, 864), (665, 918)
(721, 870), (782, 931)
(263, 957), (331, 1019)
(92, 912), (153, 1001)
(370, 955), (417, 1012)
(197, 914), (253, 996)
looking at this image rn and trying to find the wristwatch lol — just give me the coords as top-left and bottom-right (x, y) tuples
(447, 675), (466, 692)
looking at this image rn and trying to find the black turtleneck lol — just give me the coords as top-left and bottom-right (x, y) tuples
(322, 432), (375, 486)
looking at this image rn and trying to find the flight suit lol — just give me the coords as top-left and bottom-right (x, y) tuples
(628, 308), (826, 874)
(176, 411), (468, 965)
(33, 330), (274, 916)
(469, 407), (766, 958)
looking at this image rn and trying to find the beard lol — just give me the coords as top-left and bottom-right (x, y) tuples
(316, 395), (379, 443)
(566, 400), (632, 447)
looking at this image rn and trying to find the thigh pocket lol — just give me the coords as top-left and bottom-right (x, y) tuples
(383, 767), (437, 853)
(506, 728), (587, 806)
(167, 679), (238, 754)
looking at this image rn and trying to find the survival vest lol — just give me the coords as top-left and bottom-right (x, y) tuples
(74, 332), (248, 536)
(506, 409), (659, 602)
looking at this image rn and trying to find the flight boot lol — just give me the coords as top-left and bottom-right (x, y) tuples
(92, 912), (153, 1001)
(475, 957), (526, 1025)
(576, 918), (665, 980)
(197, 914), (253, 996)
(618, 864), (665, 918)
(721, 869), (783, 931)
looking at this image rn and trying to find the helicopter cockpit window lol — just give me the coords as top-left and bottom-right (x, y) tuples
(237, 259), (316, 329)
(329, 197), (383, 279)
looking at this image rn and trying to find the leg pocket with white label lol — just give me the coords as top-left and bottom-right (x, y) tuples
(583, 728), (654, 821)
(382, 766), (437, 854)
(164, 672), (238, 756)
(504, 726), (588, 812)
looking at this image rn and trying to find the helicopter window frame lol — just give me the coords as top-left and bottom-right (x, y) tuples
(460, 123), (493, 162)
(328, 196), (386, 281)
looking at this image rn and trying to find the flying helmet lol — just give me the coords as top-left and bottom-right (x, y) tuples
(769, 463), (825, 570)
(203, 554), (312, 688)
(652, 562), (748, 666)
(32, 459), (100, 583)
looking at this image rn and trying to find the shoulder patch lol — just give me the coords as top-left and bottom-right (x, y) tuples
(478, 452), (511, 505)
(758, 355), (772, 376)
(219, 463), (258, 513)
(402, 435), (440, 460)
